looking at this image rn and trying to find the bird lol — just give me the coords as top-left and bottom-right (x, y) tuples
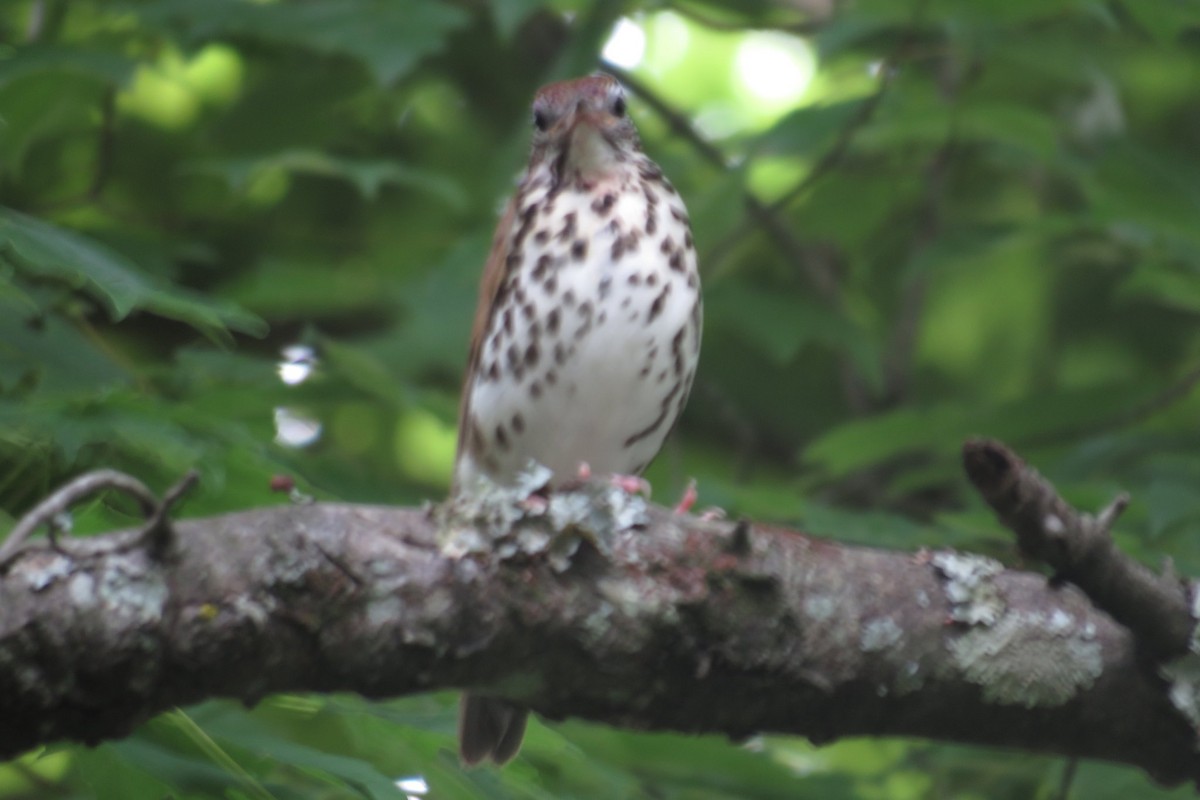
(453, 73), (703, 766)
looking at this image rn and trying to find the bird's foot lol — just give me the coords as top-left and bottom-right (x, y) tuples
(672, 479), (725, 519)
(610, 473), (652, 497)
(674, 479), (698, 514)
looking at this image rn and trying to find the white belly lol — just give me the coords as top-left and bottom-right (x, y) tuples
(458, 171), (701, 488)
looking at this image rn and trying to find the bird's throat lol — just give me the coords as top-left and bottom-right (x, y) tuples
(563, 124), (618, 182)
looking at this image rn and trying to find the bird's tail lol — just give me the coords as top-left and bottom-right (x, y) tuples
(458, 694), (528, 766)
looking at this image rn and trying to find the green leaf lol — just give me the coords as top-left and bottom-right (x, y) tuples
(1141, 479), (1200, 539)
(705, 282), (881, 383)
(317, 333), (412, 410)
(0, 72), (104, 174)
(1115, 260), (1200, 315)
(0, 44), (136, 89)
(0, 207), (266, 341)
(752, 98), (872, 159)
(0, 292), (127, 396)
(182, 707), (407, 800)
(491, 0), (544, 40)
(187, 149), (465, 207)
(133, 0), (470, 85)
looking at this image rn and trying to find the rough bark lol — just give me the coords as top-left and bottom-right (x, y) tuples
(1, 464), (1198, 787)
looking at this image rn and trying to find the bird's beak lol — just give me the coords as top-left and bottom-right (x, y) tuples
(561, 110), (616, 175)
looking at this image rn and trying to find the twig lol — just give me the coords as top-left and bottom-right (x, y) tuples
(602, 63), (727, 167)
(604, 62), (848, 299)
(137, 469), (200, 552)
(0, 470), (157, 566)
(962, 437), (1192, 661)
(0, 468), (198, 568)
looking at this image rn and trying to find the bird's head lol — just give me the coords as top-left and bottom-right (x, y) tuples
(529, 74), (641, 179)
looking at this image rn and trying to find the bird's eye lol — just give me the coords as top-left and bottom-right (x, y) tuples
(533, 110), (549, 131)
(612, 96), (626, 116)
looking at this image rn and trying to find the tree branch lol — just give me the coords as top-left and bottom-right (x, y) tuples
(2, 464), (1199, 786)
(962, 438), (1193, 662)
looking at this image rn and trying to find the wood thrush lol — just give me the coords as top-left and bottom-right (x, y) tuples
(454, 74), (702, 765)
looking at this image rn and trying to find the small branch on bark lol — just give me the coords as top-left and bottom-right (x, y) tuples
(962, 438), (1194, 662)
(1, 446), (1199, 787)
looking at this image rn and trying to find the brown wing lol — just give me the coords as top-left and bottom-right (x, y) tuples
(452, 196), (518, 488)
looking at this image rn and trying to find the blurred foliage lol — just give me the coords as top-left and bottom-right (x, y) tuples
(2, 0), (1199, 796)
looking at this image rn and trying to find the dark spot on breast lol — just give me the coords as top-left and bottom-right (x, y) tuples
(534, 229), (550, 245)
(592, 193), (617, 215)
(684, 231), (694, 250)
(660, 237), (673, 254)
(506, 251), (522, 269)
(622, 379), (683, 448)
(647, 273), (658, 287)
(646, 215), (657, 236)
(522, 302), (535, 321)
(639, 163), (663, 183)
(546, 369), (557, 385)
(575, 301), (594, 340)
(599, 275), (612, 300)
(643, 184), (659, 205)
(647, 284), (671, 324)
(515, 285), (527, 304)
(486, 361), (499, 381)
(547, 308), (561, 334)
(669, 250), (683, 271)
(525, 342), (539, 367)
(544, 275), (558, 294)
(611, 238), (625, 261)
(687, 272), (698, 289)
(558, 211), (577, 241)
(554, 342), (567, 365)
(571, 239), (588, 261)
(533, 254), (552, 280)
(530, 381), (542, 398)
(563, 289), (576, 306)
(512, 413), (525, 434)
(672, 325), (686, 376)
(506, 344), (520, 369)
(495, 424), (510, 450)
(628, 273), (641, 286)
